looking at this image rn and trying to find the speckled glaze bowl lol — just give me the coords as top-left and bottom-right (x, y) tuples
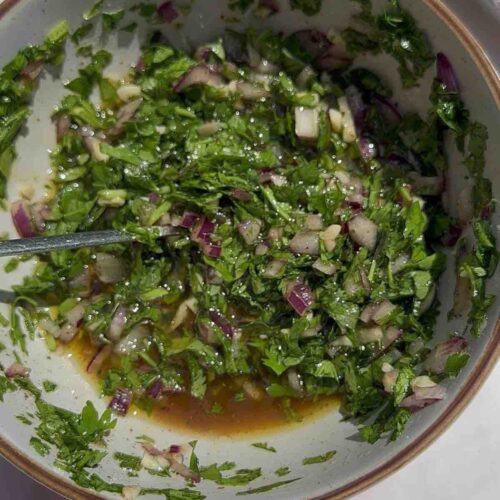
(0, 1), (498, 499)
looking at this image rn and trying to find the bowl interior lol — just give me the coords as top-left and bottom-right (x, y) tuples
(0, 1), (498, 498)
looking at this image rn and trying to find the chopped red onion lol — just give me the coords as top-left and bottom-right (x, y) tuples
(373, 95), (401, 124)
(231, 188), (252, 202)
(290, 231), (320, 255)
(191, 217), (215, 244)
(237, 219), (262, 245)
(95, 253), (126, 284)
(147, 379), (164, 399)
(179, 211), (199, 229)
(436, 52), (459, 92)
(358, 136), (378, 161)
(54, 114), (71, 144)
(148, 192), (160, 204)
(315, 44), (352, 70)
(5, 362), (30, 378)
(157, 1), (179, 23)
(440, 224), (462, 247)
(109, 388), (132, 416)
(286, 281), (315, 316)
(21, 60), (43, 80)
(201, 242), (222, 258)
(165, 453), (201, 483)
(31, 202), (49, 233)
(345, 85), (367, 132)
(208, 309), (234, 337)
(11, 200), (36, 238)
(107, 305), (128, 342)
(348, 215), (378, 251)
(400, 383), (446, 411)
(87, 344), (113, 374)
(107, 99), (143, 137)
(173, 64), (224, 92)
(425, 337), (468, 374)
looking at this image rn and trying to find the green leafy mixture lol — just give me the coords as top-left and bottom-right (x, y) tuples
(0, 0), (497, 497)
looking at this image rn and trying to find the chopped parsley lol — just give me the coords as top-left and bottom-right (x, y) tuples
(302, 450), (336, 465)
(251, 442), (277, 453)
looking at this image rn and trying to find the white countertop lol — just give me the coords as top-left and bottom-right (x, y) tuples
(1, 362), (498, 499)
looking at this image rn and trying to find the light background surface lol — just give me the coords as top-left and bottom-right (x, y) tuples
(1, 363), (498, 499)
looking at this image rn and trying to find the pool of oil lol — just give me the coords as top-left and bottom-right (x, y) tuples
(65, 333), (341, 436)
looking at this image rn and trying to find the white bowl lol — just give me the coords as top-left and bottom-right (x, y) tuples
(0, 1), (498, 498)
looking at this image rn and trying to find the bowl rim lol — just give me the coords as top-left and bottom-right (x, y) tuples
(0, 0), (498, 499)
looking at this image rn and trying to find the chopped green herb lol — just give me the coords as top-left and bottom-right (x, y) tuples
(302, 450), (336, 465)
(251, 442), (277, 453)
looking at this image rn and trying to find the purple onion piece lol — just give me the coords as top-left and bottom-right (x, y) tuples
(147, 379), (164, 399)
(208, 309), (234, 337)
(173, 64), (224, 92)
(436, 52), (459, 92)
(157, 1), (179, 23)
(86, 344), (112, 374)
(5, 362), (30, 378)
(400, 384), (446, 412)
(440, 224), (462, 247)
(201, 242), (222, 258)
(287, 282), (315, 316)
(168, 444), (181, 454)
(231, 188), (252, 202)
(358, 136), (378, 161)
(148, 192), (160, 204)
(11, 200), (36, 238)
(314, 44), (352, 70)
(21, 60), (43, 80)
(373, 95), (402, 124)
(109, 388), (132, 416)
(345, 85), (367, 132)
(425, 337), (468, 374)
(179, 211), (199, 229)
(192, 217), (216, 244)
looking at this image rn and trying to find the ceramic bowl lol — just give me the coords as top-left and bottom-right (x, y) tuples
(0, 1), (498, 498)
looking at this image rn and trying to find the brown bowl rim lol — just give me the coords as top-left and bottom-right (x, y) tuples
(0, 0), (498, 499)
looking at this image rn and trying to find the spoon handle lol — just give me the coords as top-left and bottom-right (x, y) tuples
(0, 230), (134, 258)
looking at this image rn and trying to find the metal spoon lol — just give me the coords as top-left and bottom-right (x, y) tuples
(0, 228), (172, 258)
